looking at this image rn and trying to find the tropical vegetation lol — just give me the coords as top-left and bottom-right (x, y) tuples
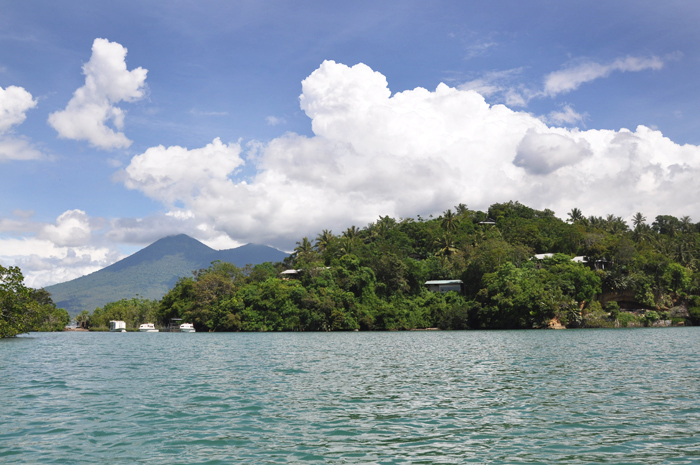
(1, 265), (70, 337)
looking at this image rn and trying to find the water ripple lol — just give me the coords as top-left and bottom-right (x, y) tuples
(1, 328), (699, 463)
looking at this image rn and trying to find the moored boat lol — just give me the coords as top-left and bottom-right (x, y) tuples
(179, 323), (195, 333)
(138, 323), (159, 332)
(109, 320), (127, 332)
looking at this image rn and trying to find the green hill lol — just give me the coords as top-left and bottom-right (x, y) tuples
(44, 234), (288, 316)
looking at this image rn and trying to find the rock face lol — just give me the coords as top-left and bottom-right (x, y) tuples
(670, 305), (690, 319)
(598, 290), (650, 311)
(548, 318), (566, 329)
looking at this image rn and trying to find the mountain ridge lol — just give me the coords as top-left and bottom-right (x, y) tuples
(45, 234), (288, 316)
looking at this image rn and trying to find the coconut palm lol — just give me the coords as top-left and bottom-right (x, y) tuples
(441, 209), (459, 232)
(633, 223), (654, 244)
(315, 229), (334, 252)
(632, 212), (647, 229)
(435, 234), (458, 256)
(567, 208), (584, 224)
(680, 216), (693, 233)
(339, 236), (356, 256)
(294, 237), (313, 256)
(454, 203), (469, 216)
(343, 225), (360, 240)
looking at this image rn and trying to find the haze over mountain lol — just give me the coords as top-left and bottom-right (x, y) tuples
(45, 235), (288, 316)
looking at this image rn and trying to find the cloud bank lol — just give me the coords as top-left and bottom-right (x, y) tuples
(0, 209), (121, 288)
(117, 60), (700, 250)
(48, 38), (148, 149)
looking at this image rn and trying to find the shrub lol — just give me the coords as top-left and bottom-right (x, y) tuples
(643, 310), (660, 326)
(605, 301), (620, 320)
(582, 301), (614, 328)
(688, 307), (700, 326)
(616, 311), (638, 328)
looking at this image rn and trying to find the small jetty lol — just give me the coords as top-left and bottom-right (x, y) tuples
(161, 318), (183, 332)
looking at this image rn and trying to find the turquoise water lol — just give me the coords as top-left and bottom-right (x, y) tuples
(2, 329), (699, 464)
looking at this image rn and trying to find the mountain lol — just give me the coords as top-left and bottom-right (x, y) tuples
(44, 234), (289, 316)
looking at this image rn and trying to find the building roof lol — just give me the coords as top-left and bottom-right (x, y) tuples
(425, 280), (463, 285)
(533, 253), (554, 260)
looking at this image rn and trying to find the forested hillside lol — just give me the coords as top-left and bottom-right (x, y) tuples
(82, 202), (700, 331)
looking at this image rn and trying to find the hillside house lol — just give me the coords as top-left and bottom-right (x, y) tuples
(425, 280), (463, 294)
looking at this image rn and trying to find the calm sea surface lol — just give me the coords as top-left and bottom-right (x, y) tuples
(2, 328), (699, 464)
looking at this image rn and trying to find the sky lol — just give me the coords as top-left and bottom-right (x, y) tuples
(1, 0), (700, 288)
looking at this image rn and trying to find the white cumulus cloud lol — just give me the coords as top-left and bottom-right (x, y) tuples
(37, 209), (93, 247)
(0, 209), (120, 287)
(48, 38), (147, 150)
(0, 84), (42, 161)
(121, 137), (244, 204)
(0, 85), (36, 132)
(119, 60), (700, 250)
(0, 237), (122, 288)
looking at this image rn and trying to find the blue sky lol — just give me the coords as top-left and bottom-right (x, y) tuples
(1, 1), (700, 287)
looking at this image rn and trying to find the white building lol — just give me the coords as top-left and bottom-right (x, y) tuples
(425, 280), (463, 294)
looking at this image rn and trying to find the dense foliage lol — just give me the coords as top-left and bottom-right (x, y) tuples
(0, 265), (70, 337)
(130, 201), (699, 332)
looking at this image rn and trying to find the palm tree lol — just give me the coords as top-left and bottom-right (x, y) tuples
(674, 236), (695, 267)
(343, 225), (360, 240)
(680, 216), (693, 233)
(633, 224), (654, 244)
(567, 208), (584, 224)
(294, 237), (313, 257)
(315, 229), (334, 252)
(588, 215), (604, 228)
(441, 209), (459, 232)
(435, 234), (458, 256)
(339, 236), (356, 256)
(632, 212), (647, 229)
(454, 203), (469, 216)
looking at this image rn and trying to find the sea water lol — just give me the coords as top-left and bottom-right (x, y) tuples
(1, 328), (699, 464)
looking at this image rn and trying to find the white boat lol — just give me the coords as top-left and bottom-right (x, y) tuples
(138, 323), (159, 332)
(179, 323), (196, 333)
(109, 320), (127, 332)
